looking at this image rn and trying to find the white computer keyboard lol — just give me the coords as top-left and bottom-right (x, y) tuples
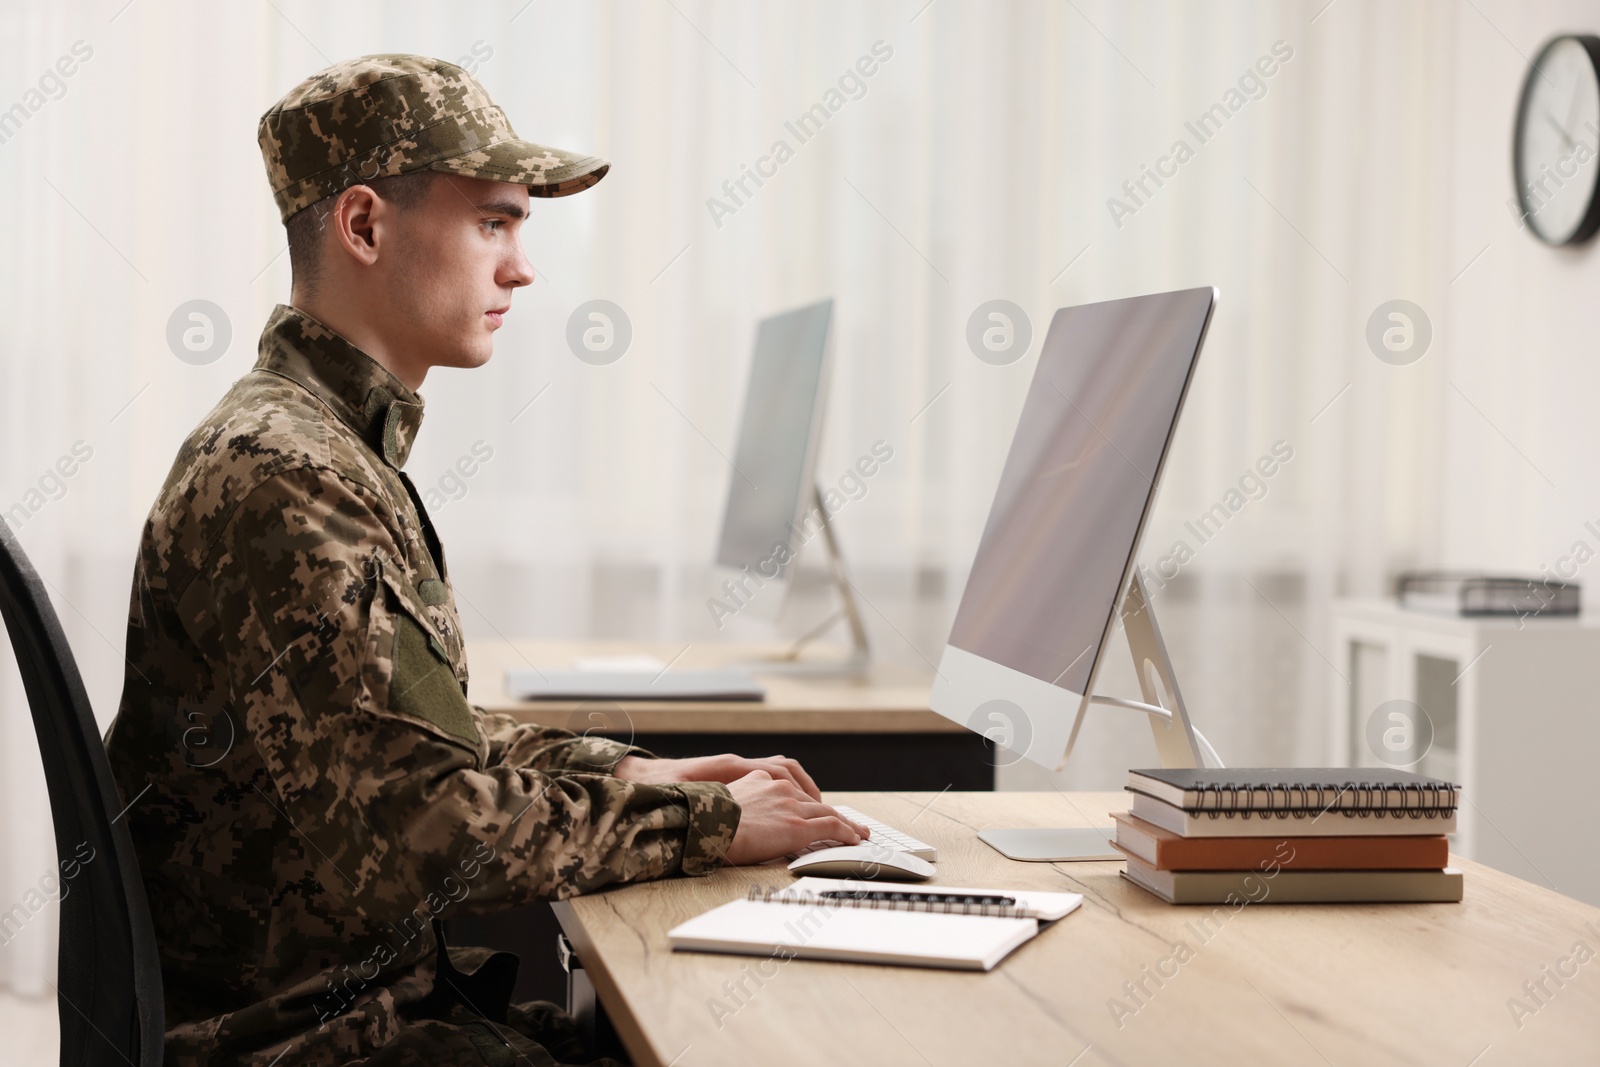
(786, 804), (939, 862)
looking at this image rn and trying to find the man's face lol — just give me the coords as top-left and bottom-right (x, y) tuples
(382, 174), (534, 370)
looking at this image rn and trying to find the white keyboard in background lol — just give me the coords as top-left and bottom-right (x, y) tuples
(787, 805), (939, 862)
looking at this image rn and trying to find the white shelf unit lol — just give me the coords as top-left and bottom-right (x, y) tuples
(1330, 599), (1600, 907)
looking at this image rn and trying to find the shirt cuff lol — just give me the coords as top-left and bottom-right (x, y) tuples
(671, 781), (741, 876)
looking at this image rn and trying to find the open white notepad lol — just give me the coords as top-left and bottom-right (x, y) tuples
(668, 878), (1083, 972)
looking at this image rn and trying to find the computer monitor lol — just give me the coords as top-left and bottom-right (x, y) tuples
(929, 287), (1221, 855)
(709, 299), (867, 670)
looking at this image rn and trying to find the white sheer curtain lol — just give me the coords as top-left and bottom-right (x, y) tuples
(2, 0), (1587, 993)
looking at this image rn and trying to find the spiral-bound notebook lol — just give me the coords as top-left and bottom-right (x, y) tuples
(668, 878), (1083, 971)
(1127, 768), (1459, 838)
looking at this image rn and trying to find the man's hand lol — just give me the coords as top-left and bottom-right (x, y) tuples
(614, 753), (823, 801)
(612, 755), (870, 865)
(722, 770), (869, 866)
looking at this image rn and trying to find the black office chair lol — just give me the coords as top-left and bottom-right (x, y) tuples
(0, 521), (163, 1066)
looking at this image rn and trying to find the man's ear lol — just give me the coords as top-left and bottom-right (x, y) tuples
(328, 185), (386, 268)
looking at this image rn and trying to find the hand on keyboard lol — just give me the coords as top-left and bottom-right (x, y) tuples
(723, 771), (872, 865)
(615, 752), (823, 800)
(787, 806), (939, 862)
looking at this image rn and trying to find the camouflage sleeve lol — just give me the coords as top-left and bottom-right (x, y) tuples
(474, 709), (651, 775)
(187, 466), (741, 922)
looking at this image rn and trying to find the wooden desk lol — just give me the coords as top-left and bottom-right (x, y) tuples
(467, 641), (991, 792)
(553, 791), (1600, 1067)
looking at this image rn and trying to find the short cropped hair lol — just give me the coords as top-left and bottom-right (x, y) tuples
(285, 171), (440, 296)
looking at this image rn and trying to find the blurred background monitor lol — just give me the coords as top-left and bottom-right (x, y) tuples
(712, 298), (835, 625)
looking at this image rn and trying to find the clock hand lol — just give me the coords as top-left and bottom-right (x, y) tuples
(1545, 110), (1576, 151)
(1564, 76), (1586, 140)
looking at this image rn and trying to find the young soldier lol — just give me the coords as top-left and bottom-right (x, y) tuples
(106, 54), (866, 1066)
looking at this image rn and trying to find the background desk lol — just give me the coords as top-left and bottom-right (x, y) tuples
(553, 791), (1600, 1067)
(467, 640), (991, 791)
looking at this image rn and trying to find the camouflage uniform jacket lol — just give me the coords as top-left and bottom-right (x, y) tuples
(106, 304), (740, 1067)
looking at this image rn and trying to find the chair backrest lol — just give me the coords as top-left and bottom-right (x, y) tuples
(0, 521), (163, 1066)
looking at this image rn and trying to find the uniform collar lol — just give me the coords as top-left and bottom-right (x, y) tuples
(255, 304), (425, 469)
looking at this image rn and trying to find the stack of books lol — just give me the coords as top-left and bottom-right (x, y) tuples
(1397, 571), (1579, 616)
(1114, 767), (1463, 904)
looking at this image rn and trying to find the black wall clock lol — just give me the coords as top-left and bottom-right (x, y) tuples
(1514, 34), (1600, 245)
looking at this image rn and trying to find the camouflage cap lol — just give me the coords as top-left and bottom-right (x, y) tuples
(259, 53), (609, 223)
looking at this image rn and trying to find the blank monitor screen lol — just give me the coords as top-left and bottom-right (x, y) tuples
(947, 287), (1215, 701)
(715, 299), (833, 581)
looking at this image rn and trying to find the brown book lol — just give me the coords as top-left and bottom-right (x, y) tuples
(1120, 853), (1464, 905)
(1111, 812), (1450, 871)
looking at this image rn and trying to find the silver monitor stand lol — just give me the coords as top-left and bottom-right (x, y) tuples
(740, 483), (871, 678)
(978, 570), (1223, 862)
